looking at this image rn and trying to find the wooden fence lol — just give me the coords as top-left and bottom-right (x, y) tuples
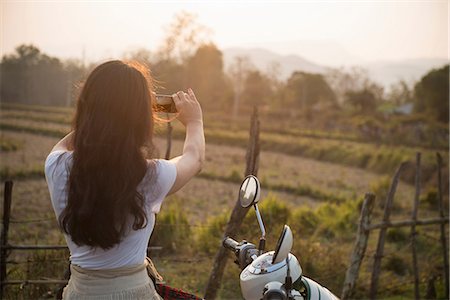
(341, 153), (449, 300)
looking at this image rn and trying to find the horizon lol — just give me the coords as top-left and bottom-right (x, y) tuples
(2, 1), (448, 67)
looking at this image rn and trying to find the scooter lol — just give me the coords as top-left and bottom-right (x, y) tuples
(223, 175), (339, 300)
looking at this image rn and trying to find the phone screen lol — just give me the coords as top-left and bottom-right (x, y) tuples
(155, 94), (177, 113)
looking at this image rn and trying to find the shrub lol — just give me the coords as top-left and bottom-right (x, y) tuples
(386, 228), (409, 245)
(196, 211), (230, 254)
(289, 206), (318, 236)
(151, 198), (192, 253)
(312, 198), (361, 241)
(383, 254), (410, 276)
(238, 194), (290, 250)
(370, 175), (391, 209)
(420, 188), (439, 210)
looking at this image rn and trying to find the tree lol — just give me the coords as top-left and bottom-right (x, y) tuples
(413, 64), (449, 123)
(123, 48), (153, 66)
(227, 56), (254, 120)
(185, 44), (231, 110)
(283, 71), (337, 117)
(1, 44), (79, 106)
(241, 70), (272, 108)
(157, 11), (212, 63)
(386, 80), (414, 105)
(345, 89), (378, 114)
(325, 67), (384, 106)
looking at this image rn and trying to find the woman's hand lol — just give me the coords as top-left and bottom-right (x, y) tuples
(172, 88), (203, 126)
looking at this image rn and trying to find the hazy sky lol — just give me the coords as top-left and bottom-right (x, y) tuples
(2, 1), (448, 66)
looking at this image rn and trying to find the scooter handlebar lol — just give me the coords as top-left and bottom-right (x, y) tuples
(223, 237), (239, 252)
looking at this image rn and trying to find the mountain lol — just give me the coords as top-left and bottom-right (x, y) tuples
(222, 47), (448, 88)
(364, 58), (449, 87)
(222, 47), (328, 80)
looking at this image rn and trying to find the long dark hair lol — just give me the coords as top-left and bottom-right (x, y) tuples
(59, 60), (156, 249)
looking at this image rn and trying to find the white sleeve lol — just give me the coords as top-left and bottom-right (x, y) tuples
(44, 150), (72, 216)
(44, 150), (67, 194)
(149, 159), (177, 213)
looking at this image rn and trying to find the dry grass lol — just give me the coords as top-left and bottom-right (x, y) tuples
(0, 104), (447, 299)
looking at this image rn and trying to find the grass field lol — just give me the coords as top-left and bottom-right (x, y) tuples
(0, 102), (448, 299)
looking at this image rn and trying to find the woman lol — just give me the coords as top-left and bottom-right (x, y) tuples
(45, 60), (205, 299)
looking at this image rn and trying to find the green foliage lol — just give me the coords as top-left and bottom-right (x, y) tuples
(151, 198), (192, 253)
(414, 64), (449, 123)
(386, 228), (409, 245)
(383, 254), (410, 276)
(1, 44), (86, 106)
(292, 239), (347, 294)
(240, 195), (290, 243)
(284, 71), (337, 117)
(345, 89), (379, 114)
(290, 207), (319, 236)
(241, 70), (273, 107)
(186, 44), (233, 111)
(420, 188), (439, 210)
(314, 198), (362, 240)
(370, 175), (391, 209)
(196, 211), (230, 254)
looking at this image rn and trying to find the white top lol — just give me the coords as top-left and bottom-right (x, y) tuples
(44, 150), (177, 269)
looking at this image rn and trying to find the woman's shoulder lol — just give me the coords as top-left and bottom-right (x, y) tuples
(45, 150), (73, 176)
(145, 159), (177, 183)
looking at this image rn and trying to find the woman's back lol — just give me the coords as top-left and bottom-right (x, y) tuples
(44, 60), (205, 298)
(45, 150), (176, 269)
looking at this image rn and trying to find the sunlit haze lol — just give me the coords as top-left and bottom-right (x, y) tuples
(2, 1), (448, 67)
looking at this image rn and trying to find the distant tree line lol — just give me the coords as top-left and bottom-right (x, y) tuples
(1, 45), (87, 106)
(1, 12), (448, 125)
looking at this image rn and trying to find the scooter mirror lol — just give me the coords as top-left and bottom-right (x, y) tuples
(272, 225), (293, 264)
(239, 175), (261, 208)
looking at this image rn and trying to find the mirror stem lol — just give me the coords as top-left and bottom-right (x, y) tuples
(258, 237), (266, 255)
(254, 204), (266, 253)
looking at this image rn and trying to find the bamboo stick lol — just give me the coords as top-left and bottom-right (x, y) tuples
(341, 193), (376, 300)
(436, 153), (449, 298)
(411, 152), (421, 299)
(370, 162), (406, 299)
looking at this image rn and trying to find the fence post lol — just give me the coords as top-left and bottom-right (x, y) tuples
(436, 153), (449, 298)
(370, 162), (407, 299)
(1, 181), (13, 299)
(164, 116), (173, 160)
(341, 193), (375, 300)
(204, 107), (260, 299)
(411, 153), (421, 300)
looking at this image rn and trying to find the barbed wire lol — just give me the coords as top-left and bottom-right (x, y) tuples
(10, 217), (55, 223)
(8, 217), (221, 228)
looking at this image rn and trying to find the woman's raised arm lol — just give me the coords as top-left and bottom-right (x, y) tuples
(168, 88), (205, 194)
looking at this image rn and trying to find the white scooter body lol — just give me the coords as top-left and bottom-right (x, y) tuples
(225, 175), (339, 300)
(240, 252), (302, 300)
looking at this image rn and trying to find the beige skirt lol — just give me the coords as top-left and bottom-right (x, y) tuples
(62, 261), (162, 300)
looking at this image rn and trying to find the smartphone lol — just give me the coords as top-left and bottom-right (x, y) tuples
(154, 93), (177, 113)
